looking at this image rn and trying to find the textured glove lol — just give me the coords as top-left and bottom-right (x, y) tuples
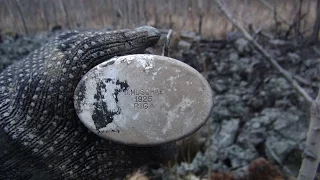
(0, 26), (176, 180)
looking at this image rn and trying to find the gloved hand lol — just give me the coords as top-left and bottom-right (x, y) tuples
(0, 26), (176, 180)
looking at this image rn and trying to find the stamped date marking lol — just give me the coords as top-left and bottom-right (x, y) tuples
(124, 88), (164, 109)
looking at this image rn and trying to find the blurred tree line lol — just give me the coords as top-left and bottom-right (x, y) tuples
(0, 0), (318, 39)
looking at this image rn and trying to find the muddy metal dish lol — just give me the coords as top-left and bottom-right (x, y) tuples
(74, 54), (213, 146)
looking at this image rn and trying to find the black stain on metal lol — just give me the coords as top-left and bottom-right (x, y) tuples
(106, 78), (129, 103)
(91, 78), (129, 130)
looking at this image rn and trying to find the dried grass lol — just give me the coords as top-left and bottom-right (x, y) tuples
(0, 0), (317, 38)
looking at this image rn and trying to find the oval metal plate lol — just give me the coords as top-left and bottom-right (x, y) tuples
(74, 54), (213, 146)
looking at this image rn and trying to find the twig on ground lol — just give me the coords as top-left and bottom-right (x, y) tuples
(265, 141), (294, 176)
(162, 29), (173, 57)
(214, 0), (313, 104)
(294, 74), (318, 88)
(213, 1), (319, 180)
(312, 46), (320, 56)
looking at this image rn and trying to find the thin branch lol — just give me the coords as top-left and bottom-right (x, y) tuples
(298, 89), (320, 180)
(214, 0), (313, 104)
(162, 29), (173, 57)
(256, 0), (291, 26)
(285, 13), (307, 39)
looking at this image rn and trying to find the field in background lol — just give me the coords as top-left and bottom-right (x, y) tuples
(0, 0), (317, 38)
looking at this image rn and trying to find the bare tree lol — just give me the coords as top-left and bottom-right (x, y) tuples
(257, 0), (291, 26)
(135, 0), (140, 25)
(152, 1), (159, 27)
(4, 0), (17, 31)
(14, 0), (29, 35)
(198, 0), (204, 35)
(40, 0), (50, 30)
(294, 0), (304, 40)
(124, 0), (130, 26)
(78, 0), (87, 28)
(165, 0), (174, 28)
(311, 0), (320, 43)
(52, 1), (58, 27)
(59, 0), (71, 29)
(143, 0), (148, 24)
(112, 0), (119, 28)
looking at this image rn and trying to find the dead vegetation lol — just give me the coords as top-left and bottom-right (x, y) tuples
(0, 0), (318, 38)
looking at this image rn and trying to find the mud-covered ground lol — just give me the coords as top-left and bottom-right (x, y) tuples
(0, 30), (319, 180)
